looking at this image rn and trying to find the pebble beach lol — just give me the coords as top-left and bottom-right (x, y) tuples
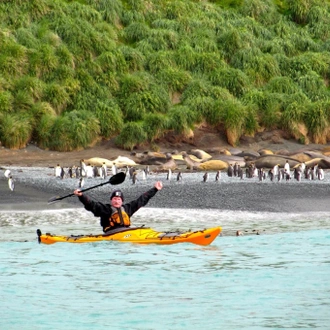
(1, 164), (330, 214)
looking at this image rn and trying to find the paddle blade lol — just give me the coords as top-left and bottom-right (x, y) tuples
(109, 172), (126, 185)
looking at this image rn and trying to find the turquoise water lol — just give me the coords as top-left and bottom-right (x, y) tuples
(1, 208), (330, 329)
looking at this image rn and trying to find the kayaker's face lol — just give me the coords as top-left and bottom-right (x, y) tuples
(111, 196), (123, 208)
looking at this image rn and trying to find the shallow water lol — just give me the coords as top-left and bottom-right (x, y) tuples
(1, 207), (330, 329)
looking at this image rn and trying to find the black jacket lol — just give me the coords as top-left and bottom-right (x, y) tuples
(78, 187), (159, 232)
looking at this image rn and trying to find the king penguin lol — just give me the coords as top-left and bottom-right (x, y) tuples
(215, 170), (221, 181)
(203, 172), (209, 182)
(8, 175), (15, 191)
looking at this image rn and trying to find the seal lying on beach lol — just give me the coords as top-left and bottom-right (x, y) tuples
(197, 160), (228, 171)
(187, 149), (212, 161)
(211, 155), (246, 167)
(155, 153), (178, 171)
(84, 156), (137, 168)
(246, 155), (299, 169)
(181, 152), (202, 170)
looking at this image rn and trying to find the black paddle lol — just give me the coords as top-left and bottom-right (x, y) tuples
(47, 172), (126, 204)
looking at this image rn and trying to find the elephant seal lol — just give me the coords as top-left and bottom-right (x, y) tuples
(304, 158), (330, 169)
(84, 157), (115, 167)
(246, 155), (299, 169)
(84, 156), (137, 168)
(181, 151), (201, 170)
(197, 160), (228, 171)
(211, 155), (246, 167)
(289, 152), (313, 163)
(137, 152), (169, 165)
(112, 156), (137, 167)
(227, 148), (243, 155)
(156, 153), (178, 171)
(188, 149), (212, 161)
(258, 149), (274, 156)
(303, 151), (330, 161)
(235, 150), (260, 159)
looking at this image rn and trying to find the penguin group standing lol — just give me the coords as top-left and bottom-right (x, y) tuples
(4, 169), (15, 191)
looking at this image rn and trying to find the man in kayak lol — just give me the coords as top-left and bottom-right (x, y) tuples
(73, 181), (163, 232)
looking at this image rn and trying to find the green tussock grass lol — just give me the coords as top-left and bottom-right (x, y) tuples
(1, 0), (330, 150)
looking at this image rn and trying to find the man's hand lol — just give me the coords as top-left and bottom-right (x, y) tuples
(154, 181), (163, 190)
(74, 189), (83, 197)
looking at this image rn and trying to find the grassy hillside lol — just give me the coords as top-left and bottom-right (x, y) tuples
(0, 0), (330, 151)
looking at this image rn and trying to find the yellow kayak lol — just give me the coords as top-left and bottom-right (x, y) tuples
(37, 226), (221, 246)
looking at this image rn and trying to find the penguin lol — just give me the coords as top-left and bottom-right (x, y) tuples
(252, 166), (258, 178)
(124, 165), (129, 177)
(99, 166), (106, 179)
(284, 160), (290, 173)
(166, 169), (172, 181)
(306, 167), (313, 180)
(55, 164), (62, 178)
(132, 172), (137, 184)
(102, 162), (107, 178)
(317, 167), (324, 180)
(4, 169), (11, 178)
(284, 169), (291, 181)
(237, 165), (243, 179)
(215, 170), (221, 181)
(86, 164), (94, 178)
(8, 175), (15, 191)
(60, 166), (65, 180)
(272, 164), (279, 177)
(93, 166), (99, 178)
(233, 162), (239, 177)
(67, 167), (73, 178)
(78, 177), (84, 188)
(80, 159), (87, 177)
(293, 167), (302, 181)
(312, 165), (318, 179)
(268, 169), (274, 182)
(202, 172), (209, 182)
(246, 163), (256, 178)
(296, 170), (302, 182)
(112, 164), (117, 175)
(75, 166), (80, 179)
(129, 167), (135, 180)
(227, 164), (233, 177)
(142, 169), (146, 180)
(245, 166), (251, 179)
(144, 166), (150, 176)
(177, 171), (183, 181)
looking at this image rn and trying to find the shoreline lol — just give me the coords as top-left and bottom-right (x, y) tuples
(2, 135), (330, 213)
(1, 165), (330, 213)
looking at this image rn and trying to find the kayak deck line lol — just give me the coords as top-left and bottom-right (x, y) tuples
(36, 226), (221, 246)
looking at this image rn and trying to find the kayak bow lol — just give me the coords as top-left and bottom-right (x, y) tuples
(37, 226), (221, 246)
